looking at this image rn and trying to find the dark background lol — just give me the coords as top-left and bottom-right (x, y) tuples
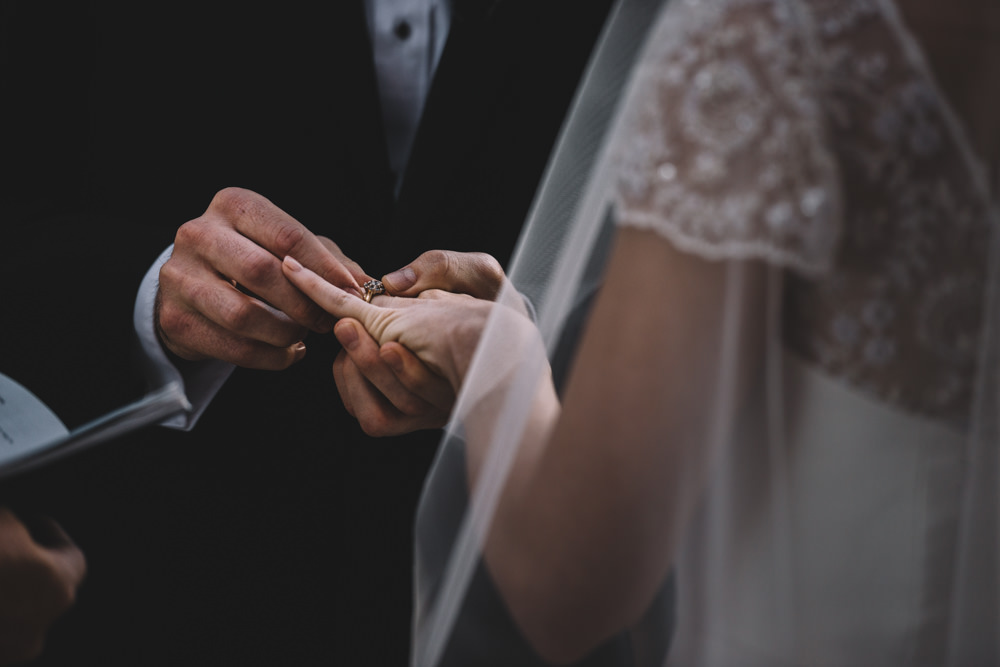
(0, 2), (612, 664)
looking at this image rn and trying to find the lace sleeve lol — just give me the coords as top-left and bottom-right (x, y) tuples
(611, 0), (842, 277)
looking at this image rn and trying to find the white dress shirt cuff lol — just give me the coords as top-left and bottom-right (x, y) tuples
(133, 245), (234, 431)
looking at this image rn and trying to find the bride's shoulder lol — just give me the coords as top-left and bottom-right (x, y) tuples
(610, 0), (841, 276)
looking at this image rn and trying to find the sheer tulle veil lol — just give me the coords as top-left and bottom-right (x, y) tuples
(410, 0), (1000, 664)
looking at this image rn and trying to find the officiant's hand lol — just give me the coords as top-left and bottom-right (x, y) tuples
(156, 187), (368, 370)
(330, 250), (507, 436)
(0, 509), (86, 665)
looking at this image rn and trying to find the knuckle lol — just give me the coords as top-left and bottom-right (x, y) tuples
(359, 414), (393, 438)
(210, 186), (256, 217)
(340, 396), (356, 418)
(405, 374), (435, 396)
(240, 251), (278, 287)
(220, 299), (257, 332)
(417, 288), (448, 300)
(348, 344), (381, 370)
(285, 297), (323, 328)
(358, 420), (380, 437)
(475, 252), (504, 280)
(395, 395), (428, 418)
(353, 398), (396, 437)
(182, 276), (214, 305)
(418, 249), (451, 277)
(470, 253), (504, 297)
(173, 219), (211, 252)
(157, 308), (208, 362)
(225, 341), (257, 368)
(157, 299), (193, 338)
(273, 222), (308, 257)
(157, 257), (185, 289)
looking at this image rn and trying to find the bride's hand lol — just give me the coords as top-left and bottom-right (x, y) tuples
(282, 255), (502, 392)
(329, 249), (508, 436)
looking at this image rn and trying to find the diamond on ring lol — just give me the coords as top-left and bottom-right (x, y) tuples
(363, 279), (385, 303)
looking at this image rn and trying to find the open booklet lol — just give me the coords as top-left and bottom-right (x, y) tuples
(0, 372), (190, 480)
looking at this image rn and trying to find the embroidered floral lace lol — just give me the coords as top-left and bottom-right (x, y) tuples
(612, 0), (995, 426)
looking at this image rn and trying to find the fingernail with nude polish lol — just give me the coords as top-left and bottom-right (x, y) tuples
(293, 342), (307, 361)
(335, 322), (358, 351)
(284, 255), (303, 272)
(383, 267), (416, 292)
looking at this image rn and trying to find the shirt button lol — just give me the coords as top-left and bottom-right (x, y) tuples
(394, 20), (412, 40)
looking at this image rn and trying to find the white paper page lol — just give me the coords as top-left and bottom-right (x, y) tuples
(0, 373), (70, 463)
(0, 373), (190, 479)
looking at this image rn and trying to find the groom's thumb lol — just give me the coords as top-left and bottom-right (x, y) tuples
(382, 250), (505, 300)
(382, 266), (417, 293)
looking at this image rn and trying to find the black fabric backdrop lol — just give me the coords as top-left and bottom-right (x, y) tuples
(0, 2), (613, 665)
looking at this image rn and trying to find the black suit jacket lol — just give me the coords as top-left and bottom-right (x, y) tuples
(1, 2), (614, 665)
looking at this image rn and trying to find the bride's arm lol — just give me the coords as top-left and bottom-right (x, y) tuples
(281, 230), (769, 662)
(474, 227), (769, 663)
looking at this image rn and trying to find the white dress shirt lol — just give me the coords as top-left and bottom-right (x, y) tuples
(366, 0), (451, 182)
(134, 0), (452, 429)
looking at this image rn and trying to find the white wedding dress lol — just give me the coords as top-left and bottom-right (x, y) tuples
(608, 0), (997, 663)
(412, 0), (998, 664)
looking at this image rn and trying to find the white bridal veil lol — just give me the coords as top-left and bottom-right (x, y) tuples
(411, 0), (1000, 664)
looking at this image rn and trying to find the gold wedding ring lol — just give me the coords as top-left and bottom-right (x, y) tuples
(363, 279), (385, 303)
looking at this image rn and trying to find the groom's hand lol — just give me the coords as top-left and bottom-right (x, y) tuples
(156, 187), (368, 370)
(381, 250), (506, 300)
(332, 322), (454, 437)
(332, 249), (506, 436)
